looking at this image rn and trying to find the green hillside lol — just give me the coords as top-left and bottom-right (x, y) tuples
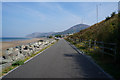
(67, 12), (120, 54)
(68, 13), (119, 43)
(66, 12), (120, 79)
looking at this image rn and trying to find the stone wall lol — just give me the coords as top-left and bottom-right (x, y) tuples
(1, 39), (56, 70)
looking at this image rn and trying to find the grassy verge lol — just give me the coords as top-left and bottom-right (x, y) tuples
(67, 40), (120, 79)
(23, 42), (55, 62)
(1, 41), (56, 77)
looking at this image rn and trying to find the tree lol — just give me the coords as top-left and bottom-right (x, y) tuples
(105, 16), (110, 21)
(55, 35), (61, 38)
(111, 12), (115, 17)
(48, 36), (53, 38)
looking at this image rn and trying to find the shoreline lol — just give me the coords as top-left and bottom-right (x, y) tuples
(0, 38), (56, 77)
(0, 38), (45, 56)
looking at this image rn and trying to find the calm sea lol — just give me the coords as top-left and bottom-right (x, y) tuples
(0, 37), (32, 42)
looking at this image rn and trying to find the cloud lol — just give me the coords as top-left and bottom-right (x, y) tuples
(3, 2), (118, 36)
(43, 3), (81, 20)
(3, 3), (47, 20)
(36, 3), (82, 31)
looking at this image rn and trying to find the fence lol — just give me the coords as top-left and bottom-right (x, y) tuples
(68, 38), (117, 61)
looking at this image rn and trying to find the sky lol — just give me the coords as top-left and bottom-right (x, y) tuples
(2, 2), (118, 37)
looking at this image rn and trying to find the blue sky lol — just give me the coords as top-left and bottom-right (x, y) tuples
(2, 2), (118, 37)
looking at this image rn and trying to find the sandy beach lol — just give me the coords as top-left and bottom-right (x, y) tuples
(0, 38), (45, 56)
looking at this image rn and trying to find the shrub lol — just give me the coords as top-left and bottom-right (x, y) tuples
(55, 35), (61, 38)
(118, 11), (120, 17)
(12, 60), (24, 66)
(111, 12), (116, 17)
(111, 23), (115, 25)
(105, 16), (110, 21)
(48, 36), (53, 38)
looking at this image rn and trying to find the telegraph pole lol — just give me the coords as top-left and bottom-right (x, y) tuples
(81, 17), (83, 24)
(96, 4), (101, 24)
(96, 5), (98, 24)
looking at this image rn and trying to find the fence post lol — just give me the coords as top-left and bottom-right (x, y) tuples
(94, 40), (96, 50)
(102, 42), (104, 57)
(114, 44), (117, 63)
(89, 40), (91, 48)
(103, 42), (104, 52)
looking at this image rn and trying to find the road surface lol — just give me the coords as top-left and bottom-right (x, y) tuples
(3, 39), (111, 79)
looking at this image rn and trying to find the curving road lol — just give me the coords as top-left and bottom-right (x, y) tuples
(2, 39), (112, 79)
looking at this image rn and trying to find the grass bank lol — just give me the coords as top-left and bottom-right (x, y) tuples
(67, 40), (120, 80)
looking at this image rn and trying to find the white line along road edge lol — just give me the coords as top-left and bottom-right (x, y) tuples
(0, 42), (56, 79)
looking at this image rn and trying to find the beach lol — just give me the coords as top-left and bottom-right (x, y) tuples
(0, 38), (44, 56)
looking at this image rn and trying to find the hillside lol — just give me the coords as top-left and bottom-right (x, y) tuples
(66, 13), (120, 79)
(53, 24), (89, 35)
(67, 14), (119, 43)
(26, 24), (89, 38)
(26, 32), (55, 38)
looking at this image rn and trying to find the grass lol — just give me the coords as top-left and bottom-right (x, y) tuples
(1, 41), (56, 77)
(89, 52), (120, 80)
(2, 66), (17, 74)
(24, 42), (55, 62)
(69, 40), (120, 80)
(12, 60), (24, 66)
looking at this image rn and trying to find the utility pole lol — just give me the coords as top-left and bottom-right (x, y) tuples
(96, 5), (98, 24)
(96, 4), (101, 24)
(81, 17), (83, 24)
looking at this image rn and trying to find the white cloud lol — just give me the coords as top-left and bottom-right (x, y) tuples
(36, 3), (83, 31)
(3, 3), (47, 20)
(2, 2), (118, 34)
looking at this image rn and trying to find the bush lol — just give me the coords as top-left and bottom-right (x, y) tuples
(48, 36), (53, 38)
(105, 16), (110, 21)
(118, 11), (120, 17)
(12, 60), (24, 66)
(55, 35), (61, 38)
(111, 12), (115, 17)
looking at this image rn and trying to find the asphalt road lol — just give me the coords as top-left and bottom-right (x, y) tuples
(3, 39), (111, 79)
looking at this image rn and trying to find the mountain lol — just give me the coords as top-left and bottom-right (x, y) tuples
(53, 24), (89, 35)
(26, 32), (55, 38)
(26, 24), (89, 38)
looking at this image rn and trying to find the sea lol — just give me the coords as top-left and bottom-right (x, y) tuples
(0, 37), (32, 42)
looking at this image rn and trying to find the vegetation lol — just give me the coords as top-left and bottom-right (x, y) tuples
(48, 36), (53, 38)
(12, 60), (24, 66)
(73, 41), (120, 79)
(111, 12), (116, 17)
(23, 42), (56, 62)
(55, 35), (62, 38)
(2, 66), (17, 75)
(105, 16), (111, 21)
(66, 12), (120, 79)
(67, 12), (119, 55)
(2, 41), (57, 77)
